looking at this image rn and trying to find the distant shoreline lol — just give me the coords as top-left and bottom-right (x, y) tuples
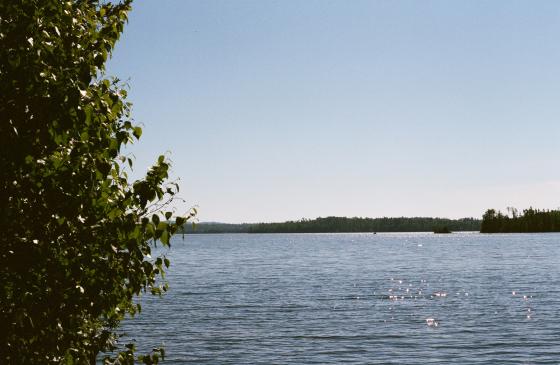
(178, 208), (560, 234)
(179, 216), (481, 234)
(181, 231), (483, 235)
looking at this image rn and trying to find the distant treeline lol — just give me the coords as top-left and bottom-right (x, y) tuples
(248, 216), (480, 233)
(178, 216), (481, 234)
(179, 222), (253, 234)
(481, 208), (560, 233)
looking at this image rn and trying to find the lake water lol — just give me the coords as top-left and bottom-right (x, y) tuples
(120, 233), (560, 364)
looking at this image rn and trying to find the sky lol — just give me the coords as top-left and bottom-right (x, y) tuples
(107, 0), (560, 223)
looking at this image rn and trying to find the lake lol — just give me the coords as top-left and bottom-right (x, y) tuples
(120, 232), (560, 364)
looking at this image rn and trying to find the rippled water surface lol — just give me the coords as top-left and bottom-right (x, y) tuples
(120, 233), (560, 364)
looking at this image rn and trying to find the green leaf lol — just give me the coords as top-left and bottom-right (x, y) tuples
(133, 126), (142, 139)
(152, 214), (160, 226)
(160, 230), (169, 245)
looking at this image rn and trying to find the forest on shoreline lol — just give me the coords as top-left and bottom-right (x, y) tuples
(480, 208), (560, 233)
(181, 208), (560, 234)
(179, 216), (481, 234)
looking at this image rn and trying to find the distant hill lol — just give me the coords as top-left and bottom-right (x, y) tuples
(179, 216), (481, 234)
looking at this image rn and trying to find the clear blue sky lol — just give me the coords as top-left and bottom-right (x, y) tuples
(107, 0), (560, 223)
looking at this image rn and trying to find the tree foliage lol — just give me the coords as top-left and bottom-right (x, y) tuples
(0, 1), (192, 363)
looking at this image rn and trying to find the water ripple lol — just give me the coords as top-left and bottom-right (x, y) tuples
(115, 233), (560, 364)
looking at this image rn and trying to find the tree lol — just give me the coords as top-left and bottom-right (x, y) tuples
(0, 1), (192, 363)
(480, 209), (498, 233)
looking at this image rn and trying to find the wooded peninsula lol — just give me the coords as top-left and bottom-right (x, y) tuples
(480, 208), (560, 233)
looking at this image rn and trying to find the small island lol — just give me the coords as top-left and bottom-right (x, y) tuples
(433, 226), (452, 234)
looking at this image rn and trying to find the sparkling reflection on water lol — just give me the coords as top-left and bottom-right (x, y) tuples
(118, 233), (560, 364)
